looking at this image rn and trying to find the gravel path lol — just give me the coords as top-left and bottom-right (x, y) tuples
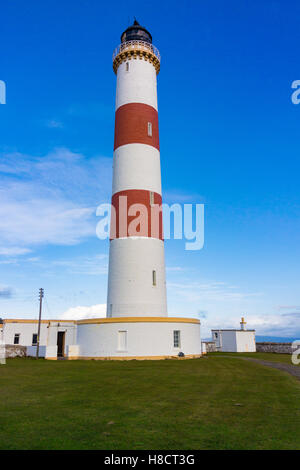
(242, 357), (300, 381)
(216, 355), (300, 381)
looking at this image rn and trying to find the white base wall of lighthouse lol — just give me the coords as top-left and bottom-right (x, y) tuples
(107, 237), (167, 317)
(75, 320), (201, 359)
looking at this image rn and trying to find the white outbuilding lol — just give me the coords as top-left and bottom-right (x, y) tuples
(0, 317), (201, 360)
(211, 317), (256, 353)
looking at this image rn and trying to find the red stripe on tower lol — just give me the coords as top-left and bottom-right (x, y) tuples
(110, 189), (163, 240)
(114, 103), (159, 151)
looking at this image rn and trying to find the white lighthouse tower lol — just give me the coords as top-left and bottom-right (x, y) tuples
(107, 20), (167, 318)
(73, 20), (201, 360)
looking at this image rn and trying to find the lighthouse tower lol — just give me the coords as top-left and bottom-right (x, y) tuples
(73, 21), (201, 360)
(107, 20), (167, 318)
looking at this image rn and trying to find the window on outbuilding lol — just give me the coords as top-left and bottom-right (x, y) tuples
(32, 334), (38, 345)
(118, 331), (127, 351)
(173, 330), (181, 348)
(14, 334), (20, 345)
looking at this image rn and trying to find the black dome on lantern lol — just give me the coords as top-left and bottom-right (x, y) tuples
(121, 19), (152, 44)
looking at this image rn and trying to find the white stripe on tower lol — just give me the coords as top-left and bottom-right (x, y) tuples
(107, 21), (167, 318)
(115, 58), (158, 110)
(112, 144), (162, 195)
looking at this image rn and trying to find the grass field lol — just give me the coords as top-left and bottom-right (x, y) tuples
(0, 354), (300, 450)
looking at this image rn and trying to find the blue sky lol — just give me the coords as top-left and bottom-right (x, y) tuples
(0, 0), (300, 338)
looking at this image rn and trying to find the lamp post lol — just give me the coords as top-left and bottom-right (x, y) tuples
(36, 288), (44, 359)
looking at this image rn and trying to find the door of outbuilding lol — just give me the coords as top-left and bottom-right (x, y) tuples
(57, 331), (65, 358)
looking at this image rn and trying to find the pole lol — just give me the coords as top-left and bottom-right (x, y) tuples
(36, 288), (44, 359)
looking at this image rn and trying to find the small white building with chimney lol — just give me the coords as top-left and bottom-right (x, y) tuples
(211, 317), (256, 353)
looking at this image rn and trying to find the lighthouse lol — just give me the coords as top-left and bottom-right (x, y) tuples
(107, 20), (167, 318)
(72, 21), (201, 360)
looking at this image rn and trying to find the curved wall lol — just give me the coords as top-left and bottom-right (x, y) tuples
(107, 238), (167, 317)
(76, 318), (201, 358)
(112, 144), (162, 194)
(115, 59), (158, 110)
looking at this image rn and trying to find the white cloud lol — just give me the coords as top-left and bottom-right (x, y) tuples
(202, 312), (300, 339)
(0, 286), (13, 298)
(60, 303), (106, 320)
(277, 305), (300, 311)
(166, 266), (186, 272)
(0, 247), (32, 256)
(0, 148), (112, 254)
(0, 197), (94, 246)
(46, 119), (64, 129)
(52, 254), (108, 275)
(167, 276), (300, 338)
(168, 279), (262, 303)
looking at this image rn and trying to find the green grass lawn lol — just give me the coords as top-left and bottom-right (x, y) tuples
(0, 355), (300, 450)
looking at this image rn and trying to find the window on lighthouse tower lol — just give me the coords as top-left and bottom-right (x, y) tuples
(152, 270), (157, 286)
(149, 191), (154, 205)
(147, 122), (152, 137)
(125, 62), (129, 72)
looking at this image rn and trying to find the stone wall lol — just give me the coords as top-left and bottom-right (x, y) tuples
(5, 344), (27, 358)
(202, 341), (216, 353)
(256, 342), (293, 354)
